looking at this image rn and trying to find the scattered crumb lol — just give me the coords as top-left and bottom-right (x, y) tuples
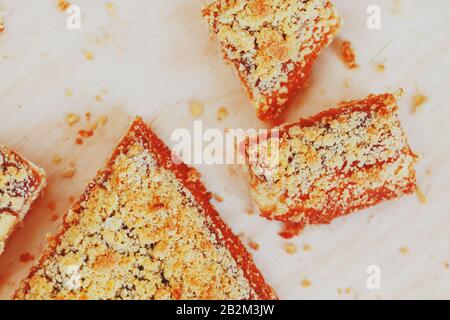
(375, 64), (385, 72)
(341, 41), (358, 69)
(303, 244), (312, 252)
(65, 113), (80, 127)
(51, 214), (59, 222)
(416, 187), (428, 204)
(83, 50), (94, 61)
(212, 193), (223, 202)
(62, 164), (77, 178)
(279, 222), (304, 239)
(57, 0), (70, 12)
(52, 154), (62, 165)
(78, 129), (94, 138)
(301, 278), (311, 288)
(391, 0), (402, 15)
(248, 241), (260, 251)
(95, 94), (103, 103)
(189, 101), (203, 117)
(284, 243), (297, 255)
(345, 287), (352, 294)
(227, 166), (238, 177)
(217, 107), (229, 121)
(412, 93), (427, 113)
(0, 17), (4, 34)
(85, 112), (92, 122)
(399, 246), (409, 255)
(19, 252), (34, 263)
(98, 115), (108, 126)
(337, 288), (343, 295)
(65, 88), (73, 97)
(47, 202), (56, 211)
(444, 262), (449, 269)
(75, 138), (84, 145)
(245, 207), (255, 216)
(105, 2), (117, 18)
(343, 79), (352, 88)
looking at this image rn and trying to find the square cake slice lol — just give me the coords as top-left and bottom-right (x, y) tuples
(15, 117), (276, 300)
(203, 0), (341, 121)
(244, 93), (417, 226)
(0, 145), (46, 255)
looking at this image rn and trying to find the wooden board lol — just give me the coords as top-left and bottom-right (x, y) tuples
(0, 0), (449, 299)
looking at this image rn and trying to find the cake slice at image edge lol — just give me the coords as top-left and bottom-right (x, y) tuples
(14, 117), (276, 300)
(244, 92), (417, 227)
(0, 145), (46, 255)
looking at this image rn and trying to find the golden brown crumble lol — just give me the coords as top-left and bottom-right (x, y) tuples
(375, 64), (385, 72)
(15, 119), (275, 300)
(203, 0), (341, 120)
(341, 40), (358, 69)
(190, 101), (204, 117)
(284, 243), (296, 254)
(65, 113), (80, 127)
(415, 187), (427, 204)
(249, 241), (260, 251)
(217, 107), (229, 121)
(399, 246), (409, 254)
(57, 0), (70, 12)
(412, 93), (427, 113)
(83, 50), (94, 61)
(301, 278), (311, 288)
(52, 154), (62, 165)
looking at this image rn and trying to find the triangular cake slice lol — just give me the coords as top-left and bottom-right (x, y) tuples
(15, 117), (275, 300)
(0, 145), (46, 255)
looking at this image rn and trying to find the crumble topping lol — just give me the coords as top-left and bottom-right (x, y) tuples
(341, 40), (358, 69)
(203, 0), (341, 120)
(245, 93), (417, 222)
(0, 146), (46, 254)
(16, 119), (274, 300)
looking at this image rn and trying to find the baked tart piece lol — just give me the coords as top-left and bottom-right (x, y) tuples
(244, 93), (417, 228)
(15, 118), (276, 300)
(203, 0), (341, 121)
(0, 145), (46, 255)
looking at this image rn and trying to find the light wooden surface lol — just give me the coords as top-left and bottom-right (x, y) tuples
(0, 0), (449, 299)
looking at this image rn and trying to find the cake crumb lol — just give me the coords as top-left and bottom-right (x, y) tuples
(343, 79), (352, 88)
(245, 207), (255, 216)
(303, 244), (312, 252)
(57, 0), (70, 12)
(62, 164), (76, 178)
(248, 241), (260, 251)
(65, 88), (73, 97)
(52, 154), (62, 165)
(279, 222), (304, 239)
(391, 0), (403, 15)
(416, 187), (427, 204)
(345, 287), (352, 294)
(19, 252), (35, 263)
(83, 50), (94, 61)
(284, 243), (297, 255)
(217, 107), (229, 121)
(301, 278), (311, 288)
(341, 41), (358, 69)
(75, 138), (84, 145)
(375, 64), (385, 72)
(190, 101), (203, 117)
(0, 16), (4, 33)
(412, 93), (427, 113)
(65, 113), (80, 127)
(47, 202), (56, 211)
(105, 2), (117, 18)
(79, 130), (94, 138)
(337, 288), (343, 295)
(399, 246), (409, 254)
(213, 193), (223, 202)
